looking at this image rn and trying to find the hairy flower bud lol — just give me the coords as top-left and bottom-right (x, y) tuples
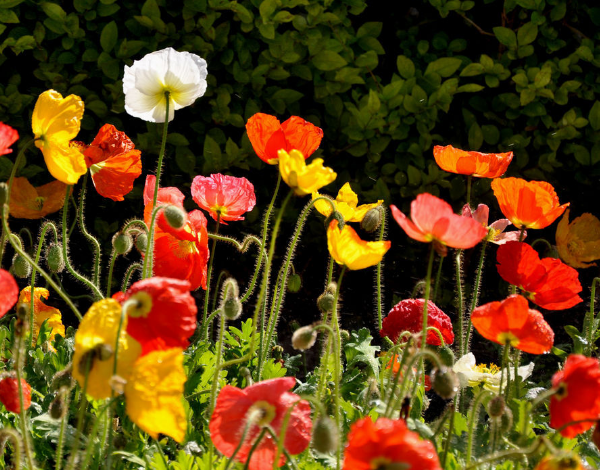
(287, 273), (302, 293)
(0, 182), (8, 206)
(292, 326), (317, 351)
(317, 293), (335, 314)
(163, 205), (186, 230)
(12, 254), (31, 278)
(135, 233), (147, 254)
(361, 206), (384, 233)
(46, 243), (64, 273)
(487, 396), (506, 418)
(312, 415), (338, 454)
(431, 367), (459, 399)
(220, 278), (242, 320)
(438, 346), (455, 367)
(340, 330), (350, 344)
(49, 388), (68, 420)
(112, 232), (133, 255)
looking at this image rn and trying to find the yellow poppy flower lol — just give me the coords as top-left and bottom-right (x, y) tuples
(327, 220), (391, 270)
(312, 182), (383, 222)
(32, 90), (86, 185)
(72, 299), (141, 400)
(18, 287), (64, 345)
(125, 348), (187, 443)
(278, 149), (336, 196)
(556, 209), (600, 268)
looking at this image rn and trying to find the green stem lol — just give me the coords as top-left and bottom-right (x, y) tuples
(465, 437), (547, 470)
(466, 175), (472, 209)
(121, 262), (143, 292)
(242, 428), (267, 470)
(66, 357), (91, 470)
(465, 239), (488, 352)
(272, 401), (303, 470)
(265, 428), (299, 470)
(79, 401), (112, 470)
(455, 249), (465, 356)
(440, 396), (457, 467)
(375, 207), (387, 330)
(106, 249), (118, 297)
(222, 419), (254, 470)
(466, 389), (494, 463)
(201, 213), (221, 340)
(15, 332), (36, 469)
(331, 267), (346, 470)
(208, 313), (226, 415)
(499, 343), (511, 398)
(142, 204), (166, 278)
(77, 173), (102, 287)
(585, 277), (600, 356)
(432, 256), (444, 303)
(55, 391), (71, 470)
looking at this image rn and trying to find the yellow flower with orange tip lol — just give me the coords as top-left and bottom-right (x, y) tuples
(556, 209), (600, 269)
(9, 177), (67, 219)
(18, 287), (64, 345)
(534, 454), (585, 470)
(32, 90), (86, 185)
(312, 182), (383, 222)
(278, 149), (336, 196)
(327, 220), (391, 270)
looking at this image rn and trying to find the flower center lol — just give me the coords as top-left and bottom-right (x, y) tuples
(474, 363), (501, 375)
(497, 332), (520, 347)
(288, 170), (298, 189)
(34, 196), (46, 211)
(370, 457), (410, 470)
(554, 382), (568, 400)
(126, 292), (153, 318)
(247, 400), (276, 427)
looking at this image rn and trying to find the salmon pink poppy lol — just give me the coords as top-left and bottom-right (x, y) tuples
(380, 299), (454, 346)
(496, 241), (582, 310)
(210, 377), (312, 470)
(433, 145), (513, 178)
(191, 173), (256, 224)
(143, 176), (209, 290)
(471, 295), (554, 354)
(0, 269), (18, 318)
(549, 354), (600, 438)
(9, 177), (67, 219)
(246, 113), (323, 164)
(391, 193), (487, 256)
(0, 377), (32, 413)
(491, 177), (569, 229)
(0, 122), (18, 156)
(462, 203), (525, 245)
(343, 416), (442, 470)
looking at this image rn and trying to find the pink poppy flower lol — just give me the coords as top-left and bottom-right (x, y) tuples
(0, 123), (18, 156)
(191, 174), (256, 224)
(462, 204), (526, 245)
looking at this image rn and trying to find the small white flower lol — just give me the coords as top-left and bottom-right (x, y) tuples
(123, 47), (208, 123)
(452, 352), (534, 393)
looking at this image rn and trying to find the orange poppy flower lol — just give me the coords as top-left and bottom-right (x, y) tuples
(191, 173), (256, 224)
(550, 354), (600, 438)
(0, 122), (18, 156)
(497, 241), (582, 310)
(8, 177), (67, 219)
(555, 209), (600, 269)
(391, 193), (487, 255)
(18, 287), (65, 344)
(433, 145), (513, 178)
(491, 177), (569, 229)
(343, 416), (441, 470)
(143, 176), (209, 290)
(0, 269), (18, 318)
(246, 113), (323, 164)
(471, 295), (554, 354)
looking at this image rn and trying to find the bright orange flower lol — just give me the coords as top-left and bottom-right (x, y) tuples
(534, 455), (585, 470)
(471, 295), (554, 354)
(550, 354), (600, 438)
(18, 287), (65, 344)
(8, 177), (67, 219)
(343, 416), (442, 470)
(246, 113), (323, 164)
(556, 209), (600, 269)
(433, 145), (513, 178)
(0, 269), (18, 318)
(0, 122), (18, 156)
(191, 173), (256, 224)
(491, 177), (569, 229)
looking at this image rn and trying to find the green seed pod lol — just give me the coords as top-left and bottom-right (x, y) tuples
(112, 232), (133, 255)
(311, 415), (338, 454)
(360, 206), (383, 233)
(163, 205), (186, 230)
(46, 243), (64, 273)
(12, 254), (31, 278)
(291, 326), (317, 351)
(287, 273), (301, 293)
(431, 367), (459, 399)
(135, 233), (148, 254)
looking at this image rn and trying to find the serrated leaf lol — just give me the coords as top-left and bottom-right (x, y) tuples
(344, 328), (380, 376)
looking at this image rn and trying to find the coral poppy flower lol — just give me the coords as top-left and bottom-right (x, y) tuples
(384, 355), (432, 391)
(8, 177), (67, 219)
(18, 287), (65, 345)
(343, 416), (441, 470)
(0, 122), (18, 156)
(497, 241), (582, 310)
(491, 177), (569, 230)
(31, 90), (86, 185)
(123, 47), (208, 123)
(278, 149), (336, 196)
(0, 269), (19, 318)
(246, 113), (323, 165)
(79, 124), (142, 201)
(115, 277), (197, 356)
(534, 455), (585, 470)
(0, 377), (32, 413)
(313, 182), (383, 223)
(143, 176), (209, 290)
(453, 353), (534, 393)
(391, 193), (487, 255)
(380, 299), (454, 346)
(191, 173), (256, 224)
(471, 295), (554, 354)
(549, 354), (600, 438)
(210, 377), (312, 470)
(556, 209), (600, 269)
(462, 203), (525, 245)
(327, 220), (391, 270)
(433, 145), (513, 178)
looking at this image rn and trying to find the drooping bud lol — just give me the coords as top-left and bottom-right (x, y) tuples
(340, 330), (350, 344)
(112, 232), (133, 255)
(361, 206), (384, 233)
(324, 210), (345, 230)
(0, 182), (8, 206)
(438, 346), (455, 367)
(287, 273), (301, 293)
(367, 377), (380, 400)
(46, 243), (64, 273)
(51, 368), (74, 391)
(219, 278), (242, 320)
(12, 254), (31, 278)
(311, 415), (338, 454)
(487, 396), (505, 418)
(292, 326), (317, 351)
(135, 233), (148, 255)
(49, 388), (68, 420)
(163, 205), (186, 230)
(431, 367), (459, 399)
(499, 406), (513, 432)
(317, 292), (335, 314)
(15, 303), (29, 337)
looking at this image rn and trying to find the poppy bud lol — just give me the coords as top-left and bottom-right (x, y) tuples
(163, 205), (186, 230)
(51, 368), (74, 391)
(288, 273), (301, 293)
(499, 406), (513, 432)
(135, 233), (148, 254)
(0, 182), (8, 206)
(431, 367), (459, 399)
(15, 303), (29, 337)
(222, 298), (242, 321)
(311, 415), (338, 454)
(438, 346), (455, 367)
(361, 206), (384, 233)
(317, 293), (335, 314)
(367, 377), (380, 400)
(49, 389), (67, 420)
(46, 243), (65, 273)
(340, 330), (350, 344)
(272, 345), (284, 360)
(292, 326), (317, 351)
(112, 232), (133, 255)
(487, 396), (505, 418)
(240, 367), (253, 386)
(12, 254), (31, 278)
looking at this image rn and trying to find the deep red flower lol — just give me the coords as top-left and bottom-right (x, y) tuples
(0, 269), (19, 318)
(245, 113), (323, 164)
(550, 354), (600, 438)
(496, 241), (583, 310)
(471, 295), (554, 354)
(209, 377), (312, 470)
(380, 299), (454, 346)
(391, 193), (487, 255)
(191, 173), (256, 224)
(143, 176), (209, 290)
(114, 277), (197, 356)
(0, 122), (18, 156)
(343, 416), (442, 470)
(0, 377), (32, 413)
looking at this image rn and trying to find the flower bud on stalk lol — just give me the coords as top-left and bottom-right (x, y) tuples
(292, 326), (318, 351)
(15, 303), (29, 338)
(287, 273), (302, 293)
(312, 414), (338, 454)
(135, 233), (147, 255)
(45, 243), (64, 273)
(163, 205), (186, 230)
(431, 367), (459, 399)
(49, 387), (68, 420)
(0, 182), (8, 206)
(12, 254), (31, 279)
(487, 396), (505, 418)
(112, 232), (133, 255)
(219, 278), (242, 321)
(361, 206), (384, 233)
(438, 346), (455, 367)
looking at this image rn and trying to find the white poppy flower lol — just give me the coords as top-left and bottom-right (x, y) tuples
(123, 47), (208, 123)
(452, 352), (534, 393)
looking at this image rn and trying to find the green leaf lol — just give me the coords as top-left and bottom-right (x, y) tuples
(366, 89), (380, 114)
(517, 22), (538, 46)
(312, 50), (347, 71)
(425, 57), (462, 78)
(0, 0), (25, 7)
(344, 328), (380, 376)
(141, 0), (160, 19)
(0, 8), (18, 23)
(460, 63), (484, 77)
(589, 101), (600, 131)
(168, 133), (190, 146)
(468, 122), (483, 150)
(270, 88), (304, 103)
(41, 2), (66, 21)
(356, 21), (382, 38)
(100, 20), (118, 52)
(493, 26), (517, 48)
(396, 55), (415, 79)
(456, 84), (484, 93)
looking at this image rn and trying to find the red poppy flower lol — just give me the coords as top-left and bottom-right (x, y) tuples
(114, 277), (197, 356)
(0, 122), (18, 156)
(209, 377), (312, 470)
(343, 416), (442, 470)
(496, 241), (582, 310)
(550, 354), (600, 438)
(78, 124), (142, 201)
(143, 176), (209, 290)
(245, 113), (323, 164)
(391, 193), (487, 255)
(0, 269), (18, 318)
(471, 295), (554, 354)
(0, 377), (32, 413)
(191, 173), (256, 224)
(380, 299), (454, 346)
(433, 145), (513, 178)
